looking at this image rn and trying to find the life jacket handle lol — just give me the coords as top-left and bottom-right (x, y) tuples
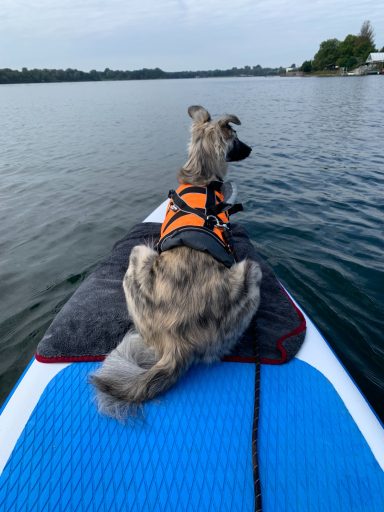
(168, 189), (208, 222)
(169, 188), (243, 218)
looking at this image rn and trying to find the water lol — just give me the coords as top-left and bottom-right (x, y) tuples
(0, 77), (383, 420)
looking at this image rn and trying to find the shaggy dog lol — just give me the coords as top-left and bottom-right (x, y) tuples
(91, 106), (262, 418)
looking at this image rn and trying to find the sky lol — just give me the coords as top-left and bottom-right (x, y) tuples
(1, 0), (383, 71)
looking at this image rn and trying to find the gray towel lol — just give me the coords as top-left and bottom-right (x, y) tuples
(36, 222), (306, 363)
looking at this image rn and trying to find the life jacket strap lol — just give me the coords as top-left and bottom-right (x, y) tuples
(158, 183), (243, 265)
(168, 186), (243, 231)
(206, 201), (244, 216)
(168, 189), (207, 222)
(205, 181), (243, 216)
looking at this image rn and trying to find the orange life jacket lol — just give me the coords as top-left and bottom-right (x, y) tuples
(157, 182), (242, 267)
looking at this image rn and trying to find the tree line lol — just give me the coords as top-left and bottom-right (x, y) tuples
(301, 20), (382, 72)
(4, 21), (379, 83)
(0, 65), (285, 85)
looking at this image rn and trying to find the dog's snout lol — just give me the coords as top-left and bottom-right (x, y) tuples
(226, 138), (252, 162)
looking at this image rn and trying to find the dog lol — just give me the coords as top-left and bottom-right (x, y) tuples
(91, 105), (262, 419)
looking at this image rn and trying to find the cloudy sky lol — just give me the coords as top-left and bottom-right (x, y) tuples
(1, 0), (383, 71)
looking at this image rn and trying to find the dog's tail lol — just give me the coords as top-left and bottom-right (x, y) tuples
(90, 331), (186, 419)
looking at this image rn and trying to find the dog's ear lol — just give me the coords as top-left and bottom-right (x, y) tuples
(188, 105), (211, 123)
(218, 114), (241, 128)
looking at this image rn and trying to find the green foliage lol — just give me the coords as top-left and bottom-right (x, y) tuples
(336, 35), (359, 67)
(312, 39), (341, 71)
(307, 20), (377, 72)
(0, 65), (284, 84)
(300, 60), (312, 73)
(337, 33), (375, 68)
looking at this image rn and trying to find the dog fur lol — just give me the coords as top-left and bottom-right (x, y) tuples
(90, 106), (262, 419)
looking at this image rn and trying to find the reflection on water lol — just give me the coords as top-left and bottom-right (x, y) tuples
(0, 77), (383, 420)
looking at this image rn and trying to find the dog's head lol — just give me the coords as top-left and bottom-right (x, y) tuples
(178, 105), (252, 185)
(188, 105), (252, 162)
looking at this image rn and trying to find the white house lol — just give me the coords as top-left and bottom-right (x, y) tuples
(366, 52), (384, 64)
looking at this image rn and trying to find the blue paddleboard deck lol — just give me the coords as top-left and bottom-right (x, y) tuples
(0, 362), (256, 512)
(0, 359), (383, 511)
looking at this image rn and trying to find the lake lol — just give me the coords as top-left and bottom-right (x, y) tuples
(0, 76), (383, 420)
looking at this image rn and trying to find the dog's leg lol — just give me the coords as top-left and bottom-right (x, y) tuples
(125, 244), (158, 293)
(226, 258), (262, 334)
(202, 259), (262, 362)
(122, 244), (158, 329)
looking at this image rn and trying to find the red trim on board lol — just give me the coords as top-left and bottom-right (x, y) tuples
(35, 353), (257, 364)
(35, 354), (106, 364)
(260, 287), (306, 365)
(35, 287), (306, 366)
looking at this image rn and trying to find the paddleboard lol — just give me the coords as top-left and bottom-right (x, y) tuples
(1, 200), (383, 511)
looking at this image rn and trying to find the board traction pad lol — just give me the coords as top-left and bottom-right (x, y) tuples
(1, 360), (383, 511)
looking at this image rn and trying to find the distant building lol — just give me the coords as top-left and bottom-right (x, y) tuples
(365, 53), (384, 73)
(284, 67), (304, 77)
(366, 52), (384, 64)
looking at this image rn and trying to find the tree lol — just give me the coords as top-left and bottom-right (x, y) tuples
(355, 36), (375, 63)
(0, 64), (284, 84)
(337, 34), (358, 68)
(360, 20), (375, 48)
(312, 38), (341, 70)
(356, 20), (376, 63)
(300, 60), (312, 72)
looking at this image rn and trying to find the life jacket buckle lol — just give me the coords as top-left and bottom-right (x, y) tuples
(206, 215), (219, 227)
(170, 202), (179, 212)
(206, 215), (228, 230)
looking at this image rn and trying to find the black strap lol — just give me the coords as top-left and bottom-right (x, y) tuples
(161, 210), (187, 233)
(227, 203), (244, 215)
(205, 183), (216, 214)
(179, 186), (206, 197)
(253, 352), (262, 512)
(209, 180), (224, 191)
(168, 190), (207, 221)
(168, 186), (241, 235)
(207, 201), (244, 216)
